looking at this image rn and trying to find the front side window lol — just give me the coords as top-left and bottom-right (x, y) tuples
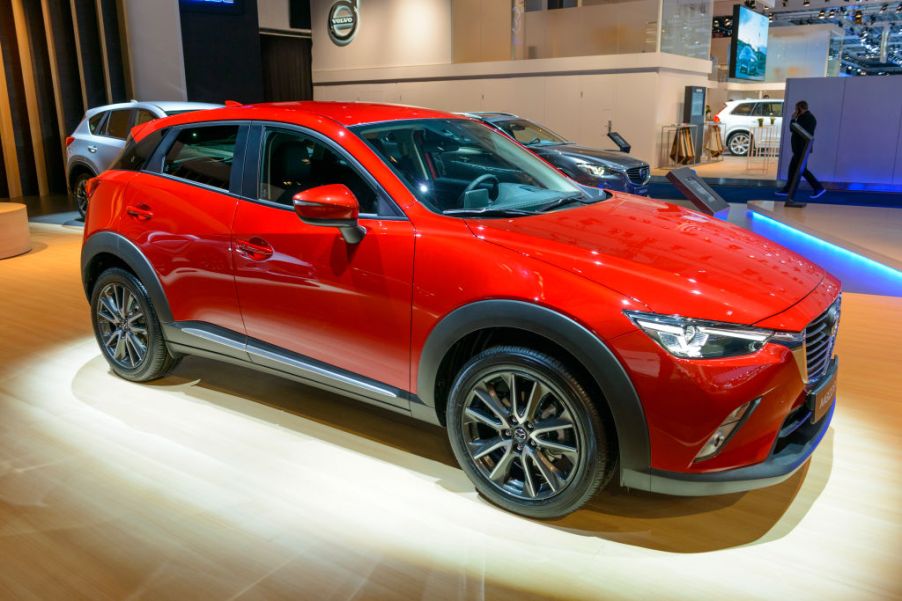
(353, 118), (594, 215)
(163, 125), (238, 191)
(259, 129), (385, 215)
(494, 119), (567, 147)
(104, 109), (134, 140)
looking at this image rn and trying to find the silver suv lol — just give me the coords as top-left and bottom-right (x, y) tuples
(66, 100), (222, 217)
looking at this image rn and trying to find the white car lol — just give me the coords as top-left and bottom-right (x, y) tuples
(716, 99), (784, 156)
(66, 100), (222, 217)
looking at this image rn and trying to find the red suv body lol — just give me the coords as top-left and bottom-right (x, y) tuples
(81, 102), (839, 518)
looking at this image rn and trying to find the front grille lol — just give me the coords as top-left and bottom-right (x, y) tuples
(804, 297), (841, 384)
(626, 166), (650, 185)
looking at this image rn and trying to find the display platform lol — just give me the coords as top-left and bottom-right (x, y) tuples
(0, 224), (900, 600)
(748, 200), (902, 273)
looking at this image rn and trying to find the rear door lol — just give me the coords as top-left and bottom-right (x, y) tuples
(117, 122), (248, 334)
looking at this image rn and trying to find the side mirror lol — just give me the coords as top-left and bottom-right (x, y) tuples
(293, 184), (366, 244)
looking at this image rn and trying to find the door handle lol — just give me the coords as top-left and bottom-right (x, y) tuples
(126, 204), (153, 221)
(235, 237), (273, 261)
(87, 145), (98, 153)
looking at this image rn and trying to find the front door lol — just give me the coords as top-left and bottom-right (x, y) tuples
(231, 126), (415, 403)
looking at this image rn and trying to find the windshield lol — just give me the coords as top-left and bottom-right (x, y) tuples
(352, 118), (595, 216)
(494, 118), (568, 147)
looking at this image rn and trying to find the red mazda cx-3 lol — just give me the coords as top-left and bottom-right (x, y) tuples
(81, 102), (840, 518)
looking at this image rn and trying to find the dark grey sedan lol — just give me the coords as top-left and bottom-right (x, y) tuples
(466, 112), (650, 196)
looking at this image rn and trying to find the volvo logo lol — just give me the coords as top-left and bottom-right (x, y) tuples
(328, 0), (359, 46)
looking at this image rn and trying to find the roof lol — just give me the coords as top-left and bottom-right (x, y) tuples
(225, 101), (460, 127)
(131, 101), (466, 141)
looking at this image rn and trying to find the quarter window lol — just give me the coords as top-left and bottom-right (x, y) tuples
(163, 125), (239, 191)
(88, 112), (107, 134)
(731, 103), (755, 116)
(113, 129), (167, 172)
(259, 129), (383, 215)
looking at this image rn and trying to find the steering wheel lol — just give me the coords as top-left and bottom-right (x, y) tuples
(458, 174), (500, 206)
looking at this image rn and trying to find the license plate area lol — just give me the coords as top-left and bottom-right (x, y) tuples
(807, 359), (838, 424)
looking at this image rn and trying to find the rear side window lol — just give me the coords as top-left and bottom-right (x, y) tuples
(163, 125), (239, 191)
(731, 103), (755, 116)
(88, 112), (107, 133)
(112, 129), (167, 172)
(104, 109), (134, 139)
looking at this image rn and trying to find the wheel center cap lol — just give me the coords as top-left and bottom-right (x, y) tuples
(513, 427), (528, 443)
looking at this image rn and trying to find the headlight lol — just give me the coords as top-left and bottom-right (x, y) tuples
(575, 162), (621, 180)
(625, 311), (803, 359)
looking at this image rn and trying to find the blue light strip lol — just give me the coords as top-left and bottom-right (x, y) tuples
(747, 211), (902, 281)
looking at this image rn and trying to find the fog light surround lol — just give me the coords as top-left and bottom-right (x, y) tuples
(694, 399), (760, 462)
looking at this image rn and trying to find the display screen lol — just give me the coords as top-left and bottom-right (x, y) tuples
(180, 0), (243, 14)
(730, 5), (768, 81)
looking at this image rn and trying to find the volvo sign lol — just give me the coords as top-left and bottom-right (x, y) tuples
(328, 0), (359, 46)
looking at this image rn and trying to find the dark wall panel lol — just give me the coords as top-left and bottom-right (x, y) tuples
(71, 0), (106, 108)
(261, 34), (312, 103)
(96, 0), (126, 103)
(23, 0), (65, 192)
(0, 0), (38, 196)
(45, 0), (84, 136)
(179, 0), (264, 104)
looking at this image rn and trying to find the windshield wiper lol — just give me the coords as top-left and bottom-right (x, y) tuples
(443, 207), (538, 217)
(537, 193), (587, 213)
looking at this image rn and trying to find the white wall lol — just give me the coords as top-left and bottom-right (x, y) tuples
(259, 0), (292, 30)
(310, 0), (453, 71)
(121, 0), (187, 101)
(314, 60), (711, 165)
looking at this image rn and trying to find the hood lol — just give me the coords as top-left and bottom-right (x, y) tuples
(532, 144), (648, 170)
(467, 194), (825, 325)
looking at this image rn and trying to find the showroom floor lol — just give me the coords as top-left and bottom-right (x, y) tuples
(1, 224), (900, 600)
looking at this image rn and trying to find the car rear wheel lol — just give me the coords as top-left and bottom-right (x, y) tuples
(727, 131), (751, 156)
(446, 346), (614, 519)
(90, 268), (180, 382)
(72, 172), (92, 219)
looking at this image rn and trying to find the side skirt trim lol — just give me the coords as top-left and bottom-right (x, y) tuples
(165, 321), (420, 414)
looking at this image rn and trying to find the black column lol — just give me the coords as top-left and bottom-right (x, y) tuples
(179, 1), (264, 104)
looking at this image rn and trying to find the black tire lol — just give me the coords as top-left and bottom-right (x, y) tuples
(72, 171), (92, 219)
(446, 346), (615, 519)
(90, 267), (180, 382)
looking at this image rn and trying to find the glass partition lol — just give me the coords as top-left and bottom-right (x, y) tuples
(660, 0), (713, 60)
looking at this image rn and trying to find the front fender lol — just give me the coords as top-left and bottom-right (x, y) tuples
(416, 299), (650, 484)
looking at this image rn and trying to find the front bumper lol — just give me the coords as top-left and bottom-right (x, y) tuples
(622, 357), (836, 496)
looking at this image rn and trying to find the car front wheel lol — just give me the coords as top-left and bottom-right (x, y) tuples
(727, 131), (751, 156)
(446, 346), (614, 519)
(90, 268), (180, 382)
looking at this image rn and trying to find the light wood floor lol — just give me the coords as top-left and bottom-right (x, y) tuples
(653, 155), (778, 180)
(1, 225), (900, 601)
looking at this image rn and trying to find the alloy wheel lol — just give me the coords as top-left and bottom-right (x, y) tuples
(95, 283), (148, 369)
(729, 133), (751, 156)
(460, 369), (581, 501)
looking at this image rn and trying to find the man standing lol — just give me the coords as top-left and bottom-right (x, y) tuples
(776, 100), (825, 207)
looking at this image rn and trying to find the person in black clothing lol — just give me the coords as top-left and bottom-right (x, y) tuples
(776, 100), (825, 206)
